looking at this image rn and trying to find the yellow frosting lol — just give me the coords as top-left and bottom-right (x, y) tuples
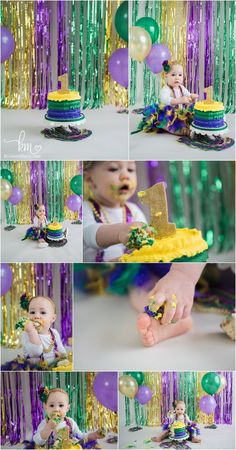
(47, 90), (81, 101)
(120, 228), (208, 262)
(47, 222), (63, 231)
(194, 100), (224, 112)
(172, 421), (186, 429)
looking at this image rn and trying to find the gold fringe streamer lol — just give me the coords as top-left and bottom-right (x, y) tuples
(103, 0), (128, 107)
(160, 1), (187, 86)
(1, 263), (35, 348)
(86, 373), (118, 433)
(12, 161), (31, 224)
(196, 372), (215, 425)
(145, 372), (162, 426)
(63, 161), (80, 221)
(1, 1), (34, 108)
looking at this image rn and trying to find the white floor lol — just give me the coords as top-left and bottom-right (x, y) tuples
(1, 106), (128, 161)
(1, 345), (72, 366)
(119, 425), (235, 450)
(1, 434), (117, 449)
(73, 293), (235, 371)
(1, 220), (82, 262)
(129, 113), (235, 161)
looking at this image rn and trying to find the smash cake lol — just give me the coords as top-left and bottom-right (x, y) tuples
(46, 222), (64, 241)
(45, 74), (85, 123)
(191, 86), (228, 135)
(120, 182), (208, 263)
(170, 422), (189, 441)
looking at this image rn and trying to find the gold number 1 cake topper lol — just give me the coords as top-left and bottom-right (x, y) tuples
(204, 86), (214, 104)
(138, 182), (176, 239)
(58, 73), (69, 93)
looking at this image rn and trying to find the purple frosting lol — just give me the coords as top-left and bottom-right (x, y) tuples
(47, 109), (81, 119)
(193, 118), (225, 128)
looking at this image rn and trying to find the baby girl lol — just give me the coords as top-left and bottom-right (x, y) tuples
(18, 293), (68, 367)
(152, 400), (201, 443)
(83, 161), (148, 262)
(34, 387), (104, 447)
(33, 203), (48, 228)
(137, 60), (198, 136)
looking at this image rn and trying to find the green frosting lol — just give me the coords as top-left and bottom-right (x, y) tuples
(194, 110), (224, 119)
(48, 100), (81, 110)
(173, 250), (208, 262)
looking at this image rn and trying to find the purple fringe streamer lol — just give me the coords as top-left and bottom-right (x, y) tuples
(34, 0), (51, 109)
(60, 263), (72, 345)
(57, 0), (68, 81)
(30, 161), (48, 221)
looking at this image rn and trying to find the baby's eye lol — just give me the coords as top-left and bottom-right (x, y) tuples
(49, 404), (54, 407)
(108, 167), (118, 172)
(29, 311), (35, 315)
(59, 404), (64, 407)
(41, 311), (46, 315)
(128, 168), (135, 173)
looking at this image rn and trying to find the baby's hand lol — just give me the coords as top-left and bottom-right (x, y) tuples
(191, 93), (198, 101)
(47, 419), (58, 430)
(118, 222), (146, 246)
(181, 96), (191, 105)
(89, 430), (105, 440)
(24, 321), (38, 334)
(148, 268), (195, 325)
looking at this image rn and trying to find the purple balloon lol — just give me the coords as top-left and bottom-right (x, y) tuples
(108, 48), (128, 88)
(1, 26), (15, 63)
(145, 43), (171, 74)
(66, 194), (82, 212)
(199, 395), (217, 415)
(135, 385), (152, 405)
(1, 263), (12, 296)
(8, 186), (23, 205)
(93, 372), (117, 412)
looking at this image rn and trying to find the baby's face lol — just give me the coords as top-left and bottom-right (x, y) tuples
(87, 161), (137, 206)
(44, 391), (70, 420)
(28, 297), (56, 332)
(166, 65), (183, 88)
(37, 205), (46, 218)
(176, 403), (186, 415)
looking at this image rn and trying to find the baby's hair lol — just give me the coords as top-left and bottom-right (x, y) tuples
(46, 388), (69, 403)
(34, 203), (45, 211)
(20, 293), (56, 313)
(162, 60), (182, 73)
(83, 162), (102, 172)
(173, 400), (185, 408)
(39, 386), (69, 404)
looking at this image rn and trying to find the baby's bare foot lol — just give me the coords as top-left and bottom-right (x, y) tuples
(137, 313), (192, 347)
(192, 436), (201, 443)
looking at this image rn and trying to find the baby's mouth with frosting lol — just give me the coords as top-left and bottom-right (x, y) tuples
(111, 181), (135, 197)
(51, 411), (63, 422)
(32, 318), (44, 330)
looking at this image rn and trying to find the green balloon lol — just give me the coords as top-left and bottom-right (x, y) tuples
(126, 372), (144, 386)
(115, 1), (128, 42)
(70, 175), (82, 196)
(201, 372), (221, 395)
(135, 17), (159, 44)
(1, 168), (14, 184)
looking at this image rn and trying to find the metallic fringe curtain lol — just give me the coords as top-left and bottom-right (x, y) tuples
(1, 263), (72, 348)
(0, 160), (81, 224)
(145, 161), (235, 254)
(124, 372), (233, 426)
(1, 0), (127, 109)
(130, 0), (235, 113)
(1, 372), (117, 445)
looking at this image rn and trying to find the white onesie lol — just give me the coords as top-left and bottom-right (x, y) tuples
(21, 328), (66, 364)
(34, 417), (87, 446)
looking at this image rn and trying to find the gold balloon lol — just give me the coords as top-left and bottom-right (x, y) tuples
(119, 375), (138, 399)
(0, 179), (12, 200)
(216, 375), (227, 394)
(129, 26), (152, 62)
